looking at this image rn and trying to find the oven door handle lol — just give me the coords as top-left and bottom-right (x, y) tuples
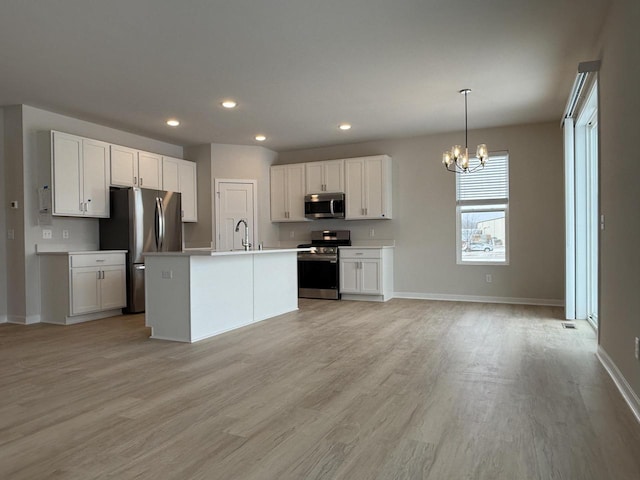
(298, 254), (338, 262)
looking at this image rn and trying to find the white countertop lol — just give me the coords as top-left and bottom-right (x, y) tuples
(340, 245), (395, 249)
(37, 249), (128, 255)
(145, 247), (310, 257)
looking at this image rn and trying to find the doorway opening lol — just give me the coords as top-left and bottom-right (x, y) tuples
(565, 77), (599, 330)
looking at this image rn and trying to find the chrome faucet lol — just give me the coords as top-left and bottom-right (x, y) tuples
(234, 219), (252, 251)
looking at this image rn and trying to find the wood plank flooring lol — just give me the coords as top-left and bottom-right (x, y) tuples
(1, 299), (639, 479)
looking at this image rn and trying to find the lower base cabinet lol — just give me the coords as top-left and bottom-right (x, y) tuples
(339, 247), (393, 302)
(40, 251), (127, 324)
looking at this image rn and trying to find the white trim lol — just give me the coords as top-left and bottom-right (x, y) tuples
(393, 291), (563, 307)
(597, 346), (640, 424)
(564, 116), (576, 319)
(7, 314), (41, 325)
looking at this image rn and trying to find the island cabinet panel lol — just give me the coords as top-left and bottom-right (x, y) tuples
(144, 249), (302, 343)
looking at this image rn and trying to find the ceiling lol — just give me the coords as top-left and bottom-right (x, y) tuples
(0, 0), (610, 151)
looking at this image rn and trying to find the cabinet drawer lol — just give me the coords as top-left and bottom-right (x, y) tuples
(339, 249), (381, 259)
(70, 253), (125, 268)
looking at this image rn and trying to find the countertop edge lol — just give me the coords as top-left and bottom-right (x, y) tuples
(145, 248), (311, 257)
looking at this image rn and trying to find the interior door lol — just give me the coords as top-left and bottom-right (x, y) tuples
(216, 181), (256, 251)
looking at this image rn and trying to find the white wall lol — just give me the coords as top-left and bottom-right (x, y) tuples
(5, 105), (184, 323)
(277, 121), (564, 304)
(597, 0), (640, 401)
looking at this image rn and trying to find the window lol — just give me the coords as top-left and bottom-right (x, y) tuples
(456, 152), (509, 264)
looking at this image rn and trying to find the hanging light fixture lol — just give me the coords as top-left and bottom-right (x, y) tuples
(442, 89), (489, 173)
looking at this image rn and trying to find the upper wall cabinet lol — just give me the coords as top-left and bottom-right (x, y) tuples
(345, 155), (392, 220)
(305, 159), (344, 194)
(51, 131), (109, 218)
(270, 164), (306, 222)
(162, 156), (198, 222)
(110, 145), (162, 189)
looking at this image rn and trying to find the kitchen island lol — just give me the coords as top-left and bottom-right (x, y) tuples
(144, 248), (307, 343)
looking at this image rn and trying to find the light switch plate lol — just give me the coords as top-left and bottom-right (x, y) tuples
(42, 229), (52, 239)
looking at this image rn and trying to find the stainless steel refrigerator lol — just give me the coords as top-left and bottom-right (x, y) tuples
(99, 187), (182, 313)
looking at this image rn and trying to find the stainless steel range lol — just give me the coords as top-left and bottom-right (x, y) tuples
(297, 230), (351, 300)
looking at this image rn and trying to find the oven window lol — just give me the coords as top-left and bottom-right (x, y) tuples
(298, 259), (338, 289)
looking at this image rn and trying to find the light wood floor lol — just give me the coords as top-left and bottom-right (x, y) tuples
(1, 299), (640, 480)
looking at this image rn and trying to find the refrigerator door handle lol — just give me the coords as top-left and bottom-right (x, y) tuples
(155, 197), (162, 250)
(158, 197), (165, 250)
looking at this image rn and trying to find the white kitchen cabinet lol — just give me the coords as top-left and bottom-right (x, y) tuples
(39, 251), (127, 324)
(345, 155), (392, 220)
(110, 145), (162, 189)
(305, 159), (344, 193)
(137, 151), (163, 189)
(51, 131), (109, 218)
(162, 156), (198, 222)
(339, 247), (394, 302)
(270, 164), (306, 222)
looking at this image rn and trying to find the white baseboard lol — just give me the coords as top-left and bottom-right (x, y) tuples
(7, 314), (41, 325)
(393, 291), (564, 307)
(597, 346), (640, 424)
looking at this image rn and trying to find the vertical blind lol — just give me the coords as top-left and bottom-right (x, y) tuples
(456, 152), (509, 204)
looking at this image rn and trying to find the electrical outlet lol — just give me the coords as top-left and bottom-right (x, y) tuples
(7, 229), (14, 240)
(62, 230), (69, 239)
(42, 229), (52, 239)
(369, 228), (375, 237)
(635, 337), (639, 360)
(485, 274), (492, 283)
(161, 270), (173, 279)
(290, 231), (295, 239)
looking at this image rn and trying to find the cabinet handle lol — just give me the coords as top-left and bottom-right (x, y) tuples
(140, 177), (143, 186)
(134, 176), (137, 185)
(365, 208), (368, 216)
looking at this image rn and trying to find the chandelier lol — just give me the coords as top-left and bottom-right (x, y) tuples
(442, 89), (488, 173)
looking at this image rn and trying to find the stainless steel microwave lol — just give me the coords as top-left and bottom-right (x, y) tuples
(304, 193), (345, 219)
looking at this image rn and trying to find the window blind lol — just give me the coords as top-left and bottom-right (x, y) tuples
(456, 152), (509, 204)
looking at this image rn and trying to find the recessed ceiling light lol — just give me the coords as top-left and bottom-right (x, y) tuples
(339, 123), (352, 131)
(166, 119), (180, 127)
(255, 135), (267, 142)
(221, 100), (237, 109)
